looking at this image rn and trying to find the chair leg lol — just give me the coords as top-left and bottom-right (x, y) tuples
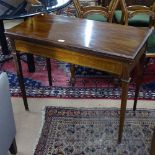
(9, 138), (17, 154)
(70, 64), (76, 86)
(46, 58), (52, 86)
(26, 54), (35, 72)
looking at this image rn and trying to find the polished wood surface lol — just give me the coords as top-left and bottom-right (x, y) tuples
(6, 14), (153, 143)
(6, 14), (152, 61)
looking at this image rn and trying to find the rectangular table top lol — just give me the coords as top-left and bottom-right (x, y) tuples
(5, 14), (153, 62)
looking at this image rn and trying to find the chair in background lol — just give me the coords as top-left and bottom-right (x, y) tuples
(98, 0), (155, 8)
(115, 0), (155, 111)
(73, 0), (119, 22)
(146, 2), (155, 59)
(70, 0), (119, 85)
(114, 0), (155, 27)
(0, 72), (17, 155)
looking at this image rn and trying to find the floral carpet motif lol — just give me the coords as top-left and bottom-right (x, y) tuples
(34, 106), (155, 155)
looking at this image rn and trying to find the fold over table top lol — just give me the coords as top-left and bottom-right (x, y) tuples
(5, 14), (153, 62)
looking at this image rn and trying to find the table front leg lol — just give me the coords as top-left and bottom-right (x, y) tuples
(0, 20), (9, 55)
(118, 72), (130, 143)
(133, 54), (145, 111)
(13, 52), (29, 111)
(10, 39), (29, 110)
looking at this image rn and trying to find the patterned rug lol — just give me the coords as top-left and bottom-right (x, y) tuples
(1, 55), (155, 99)
(34, 106), (155, 155)
(1, 0), (155, 99)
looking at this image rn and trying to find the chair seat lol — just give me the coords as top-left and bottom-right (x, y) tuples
(147, 31), (155, 54)
(147, 47), (155, 54)
(86, 13), (107, 22)
(114, 10), (150, 27)
(148, 31), (155, 47)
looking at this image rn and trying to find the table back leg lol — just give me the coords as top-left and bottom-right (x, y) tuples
(0, 20), (9, 55)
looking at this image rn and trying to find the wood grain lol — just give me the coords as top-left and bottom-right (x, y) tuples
(6, 14), (152, 61)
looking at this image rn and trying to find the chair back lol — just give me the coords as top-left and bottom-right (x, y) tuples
(118, 0), (129, 24)
(119, 0), (155, 26)
(72, 0), (83, 18)
(151, 2), (155, 28)
(108, 0), (120, 22)
(108, 0), (119, 12)
(73, 0), (119, 21)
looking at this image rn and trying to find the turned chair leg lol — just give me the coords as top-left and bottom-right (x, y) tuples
(70, 64), (76, 86)
(9, 138), (17, 154)
(26, 53), (35, 73)
(46, 58), (52, 86)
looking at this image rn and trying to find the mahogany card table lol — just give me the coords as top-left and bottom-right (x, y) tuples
(5, 14), (153, 143)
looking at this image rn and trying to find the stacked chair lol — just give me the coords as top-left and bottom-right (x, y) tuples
(73, 0), (119, 22)
(70, 0), (119, 85)
(114, 1), (154, 27)
(114, 0), (155, 110)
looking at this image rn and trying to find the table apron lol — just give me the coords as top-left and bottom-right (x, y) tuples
(15, 40), (126, 76)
